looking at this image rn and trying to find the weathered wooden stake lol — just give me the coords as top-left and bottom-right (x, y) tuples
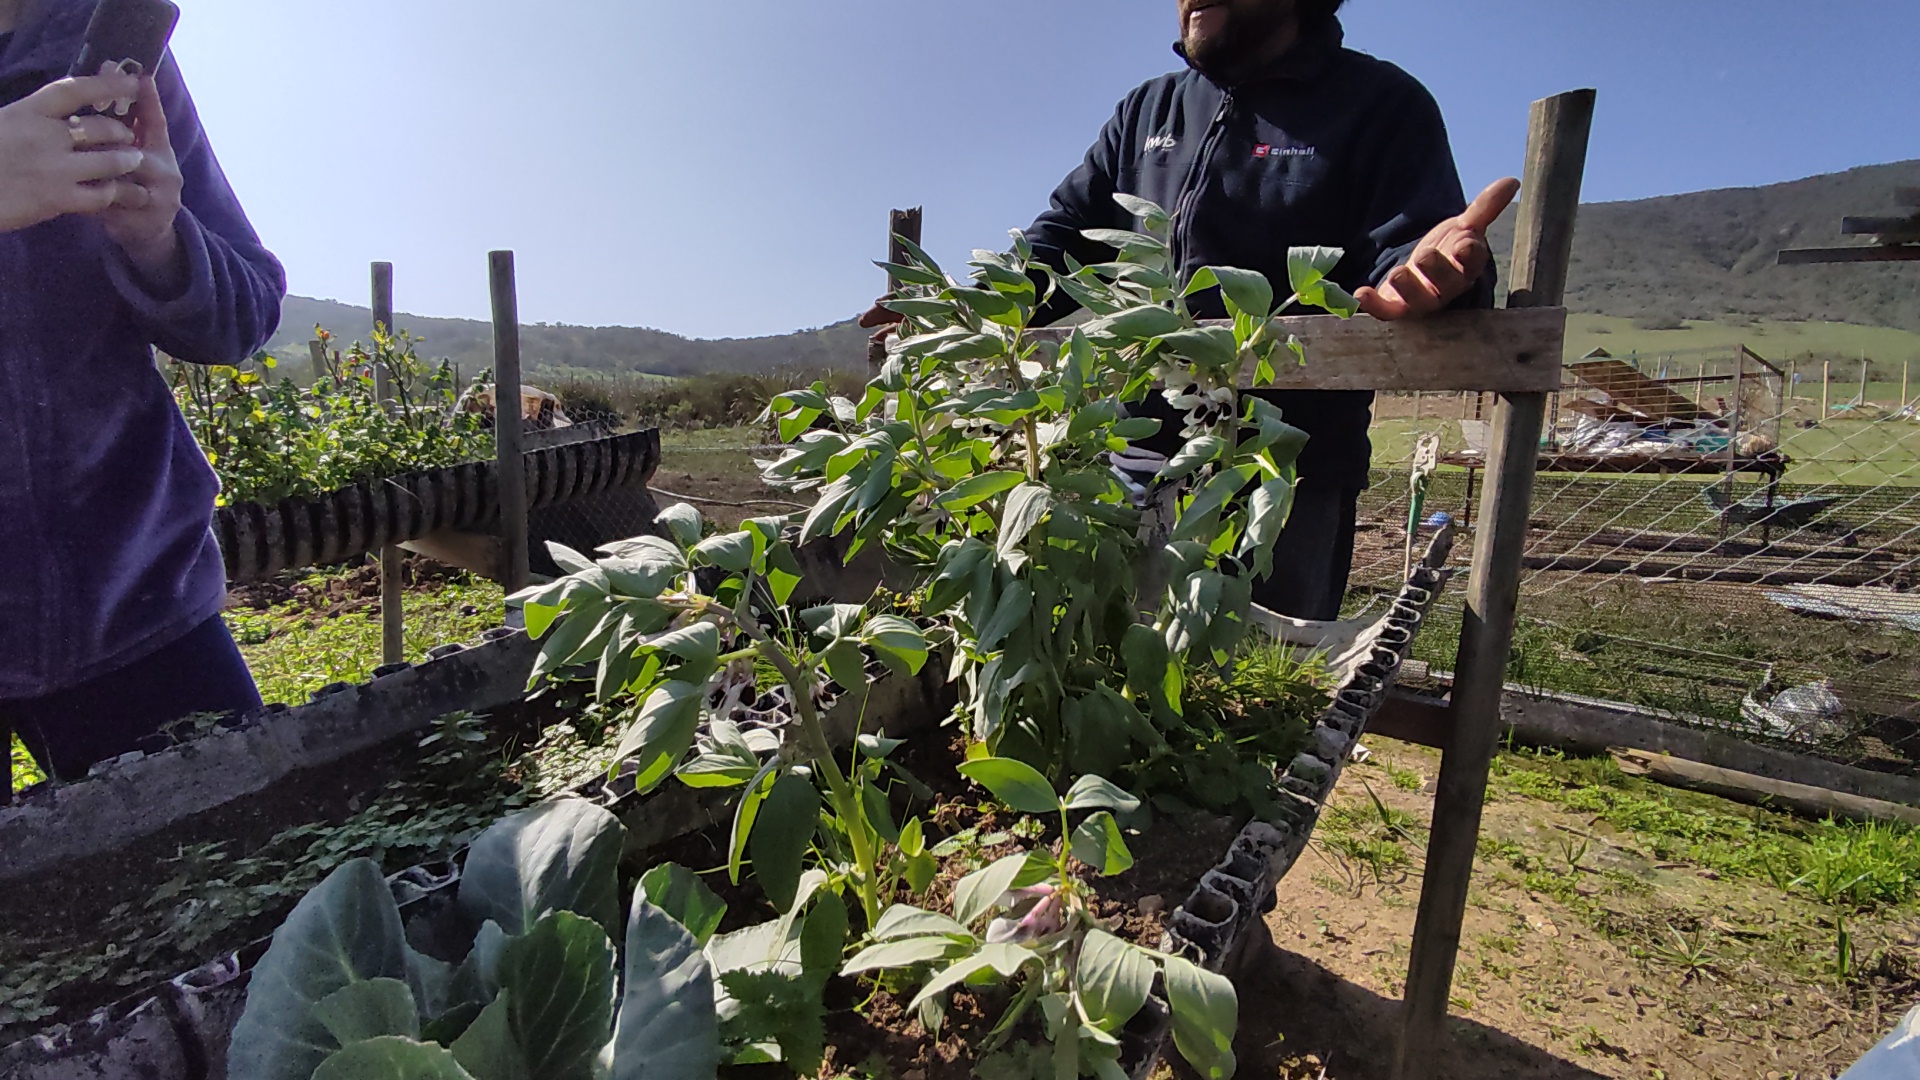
(490, 251), (531, 596)
(870, 207), (925, 375)
(372, 262), (405, 667)
(1722, 349), (1745, 537)
(1823, 360), (1833, 417)
(308, 339), (327, 385)
(1905, 360), (1912, 410)
(888, 207), (924, 291)
(1393, 87), (1594, 1080)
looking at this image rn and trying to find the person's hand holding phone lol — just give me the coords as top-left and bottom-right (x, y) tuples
(0, 71), (143, 233)
(96, 73), (186, 292)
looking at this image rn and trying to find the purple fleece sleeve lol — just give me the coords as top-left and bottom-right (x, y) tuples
(102, 52), (286, 363)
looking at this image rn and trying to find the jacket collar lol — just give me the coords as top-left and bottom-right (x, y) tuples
(1174, 15), (1345, 88)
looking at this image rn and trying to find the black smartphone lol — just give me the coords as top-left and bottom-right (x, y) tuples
(68, 0), (180, 81)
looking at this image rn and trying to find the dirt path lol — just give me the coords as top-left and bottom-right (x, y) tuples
(1230, 737), (1920, 1079)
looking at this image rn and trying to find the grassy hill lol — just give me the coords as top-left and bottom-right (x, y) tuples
(268, 159), (1920, 379)
(1493, 158), (1920, 332)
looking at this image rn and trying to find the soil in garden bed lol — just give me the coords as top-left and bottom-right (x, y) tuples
(226, 554), (477, 614)
(0, 694), (571, 1042)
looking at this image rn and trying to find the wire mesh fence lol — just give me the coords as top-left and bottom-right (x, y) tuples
(1350, 347), (1920, 776)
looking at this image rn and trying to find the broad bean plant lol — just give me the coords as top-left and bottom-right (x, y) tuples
(763, 193), (1353, 779)
(510, 506), (933, 936)
(501, 194), (1355, 1079)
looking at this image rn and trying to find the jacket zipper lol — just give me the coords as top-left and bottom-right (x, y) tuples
(1171, 89), (1234, 275)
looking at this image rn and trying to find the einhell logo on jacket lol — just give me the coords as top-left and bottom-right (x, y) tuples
(1255, 144), (1317, 159)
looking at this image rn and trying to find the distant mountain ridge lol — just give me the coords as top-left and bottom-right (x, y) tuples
(268, 158), (1920, 378)
(1490, 158), (1920, 330)
(270, 295), (870, 379)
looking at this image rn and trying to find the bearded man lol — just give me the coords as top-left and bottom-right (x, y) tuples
(870, 0), (1517, 620)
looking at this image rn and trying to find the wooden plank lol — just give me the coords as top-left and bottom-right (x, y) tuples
(490, 251), (531, 595)
(1395, 87), (1593, 1080)
(1778, 245), (1920, 265)
(1520, 553), (1910, 588)
(1024, 307), (1566, 393)
(1613, 749), (1920, 826)
(1371, 686), (1920, 810)
(371, 262), (405, 667)
(1440, 451), (1785, 477)
(1566, 358), (1716, 420)
(1842, 216), (1920, 236)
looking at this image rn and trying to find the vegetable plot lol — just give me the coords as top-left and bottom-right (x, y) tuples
(229, 196), (1357, 1080)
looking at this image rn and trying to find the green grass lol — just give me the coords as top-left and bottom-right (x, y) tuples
(1488, 747), (1920, 912)
(1566, 314), (1920, 370)
(1776, 417), (1920, 485)
(1370, 411), (1920, 487)
(228, 576), (505, 707)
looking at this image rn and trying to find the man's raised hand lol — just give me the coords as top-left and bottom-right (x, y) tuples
(1355, 177), (1521, 322)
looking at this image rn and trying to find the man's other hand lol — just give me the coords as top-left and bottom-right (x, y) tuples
(1355, 177), (1520, 321)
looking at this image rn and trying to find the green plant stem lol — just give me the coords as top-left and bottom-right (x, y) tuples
(1003, 330), (1044, 484)
(747, 632), (882, 928)
(1056, 805), (1074, 899)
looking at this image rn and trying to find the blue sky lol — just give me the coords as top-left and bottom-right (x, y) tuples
(169, 0), (1920, 339)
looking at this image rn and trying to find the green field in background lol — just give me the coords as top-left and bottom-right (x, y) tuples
(1565, 315), (1920, 369)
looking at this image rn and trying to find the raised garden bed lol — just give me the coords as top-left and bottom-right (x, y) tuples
(214, 428), (662, 585)
(0, 533), (1450, 1080)
(7, 211), (1471, 1080)
(0, 627), (541, 885)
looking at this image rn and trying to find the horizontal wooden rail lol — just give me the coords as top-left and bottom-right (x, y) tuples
(1022, 307), (1567, 393)
(1778, 245), (1920, 264)
(1370, 686), (1920, 811)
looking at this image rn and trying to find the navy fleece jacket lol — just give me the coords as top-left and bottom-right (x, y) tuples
(1025, 17), (1489, 490)
(0, 0), (285, 698)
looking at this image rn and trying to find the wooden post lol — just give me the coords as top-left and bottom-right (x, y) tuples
(1904, 360), (1912, 411)
(371, 262), (405, 667)
(1861, 357), (1871, 407)
(308, 339), (328, 386)
(1823, 360), (1832, 418)
(870, 207), (925, 375)
(1787, 360), (1797, 402)
(1393, 88), (1594, 1080)
(490, 251), (531, 596)
(887, 207), (924, 290)
(1722, 350), (1745, 540)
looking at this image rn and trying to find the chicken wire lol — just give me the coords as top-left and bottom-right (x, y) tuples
(1349, 353), (1920, 775)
